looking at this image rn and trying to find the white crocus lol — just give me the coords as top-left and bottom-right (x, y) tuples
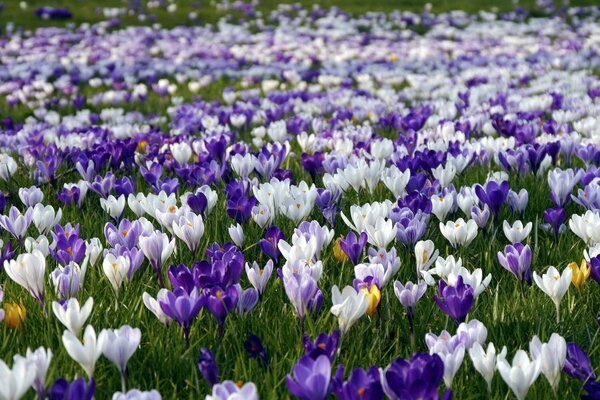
(100, 194), (126, 220)
(529, 333), (567, 392)
(330, 285), (369, 336)
(533, 266), (572, 324)
(245, 260), (274, 295)
(503, 220), (532, 244)
(52, 297), (94, 337)
(228, 223), (244, 247)
(102, 254), (130, 298)
(0, 356), (36, 400)
(3, 250), (46, 307)
(497, 349), (541, 400)
(439, 218), (478, 248)
(469, 342), (506, 391)
(172, 211), (204, 256)
(62, 325), (105, 378)
(365, 217), (397, 249)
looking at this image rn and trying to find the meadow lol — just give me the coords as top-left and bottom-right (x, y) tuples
(0, 0), (599, 399)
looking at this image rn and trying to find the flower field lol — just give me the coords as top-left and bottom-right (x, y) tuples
(0, 1), (600, 399)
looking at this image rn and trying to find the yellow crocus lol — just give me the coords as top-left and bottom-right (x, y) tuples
(569, 260), (591, 289)
(333, 237), (348, 262)
(360, 285), (381, 318)
(3, 303), (26, 329)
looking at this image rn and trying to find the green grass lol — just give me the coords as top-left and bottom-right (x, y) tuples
(0, 1), (599, 399)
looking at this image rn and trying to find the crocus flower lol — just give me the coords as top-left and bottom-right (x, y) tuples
(52, 297), (94, 337)
(259, 227), (285, 263)
(543, 207), (566, 237)
(139, 230), (176, 287)
(439, 218), (477, 248)
(497, 349), (541, 400)
(380, 353), (445, 400)
(197, 348), (219, 388)
(62, 325), (105, 378)
(228, 223), (244, 248)
(13, 346), (52, 399)
(50, 263), (82, 300)
(303, 330), (340, 363)
(529, 333), (566, 392)
(3, 303), (26, 329)
(100, 194), (126, 220)
(502, 220), (532, 244)
(159, 287), (205, 347)
(590, 256), (600, 284)
(206, 285), (239, 335)
(354, 278), (381, 318)
(244, 334), (268, 366)
(434, 276), (474, 324)
(172, 212), (205, 258)
(235, 285), (258, 316)
(112, 389), (162, 400)
(206, 380), (258, 400)
(3, 249), (46, 311)
(102, 253), (130, 300)
(339, 231), (368, 266)
(99, 325), (141, 392)
(533, 266), (572, 323)
(332, 365), (384, 400)
(283, 271), (318, 325)
(48, 377), (95, 400)
(474, 180), (509, 223)
(0, 206), (34, 241)
(497, 243), (533, 286)
(569, 259), (591, 289)
(0, 357), (37, 400)
(330, 285), (369, 336)
(469, 342), (506, 392)
(563, 342), (596, 381)
(394, 280), (427, 332)
(286, 355), (331, 400)
(245, 260), (273, 296)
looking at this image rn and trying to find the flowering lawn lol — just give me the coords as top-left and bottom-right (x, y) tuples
(1, 1), (600, 399)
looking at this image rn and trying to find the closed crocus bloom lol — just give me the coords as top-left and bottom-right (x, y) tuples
(172, 211), (204, 257)
(393, 281), (427, 312)
(415, 240), (439, 284)
(14, 346), (52, 399)
(568, 260), (590, 289)
(355, 279), (381, 318)
(32, 204), (62, 235)
(563, 342), (596, 382)
(4, 303), (26, 329)
(170, 142), (192, 165)
(469, 342), (506, 391)
(330, 285), (369, 336)
(3, 249), (46, 309)
(497, 243), (533, 285)
(503, 220), (532, 244)
(245, 260), (273, 296)
(19, 186), (44, 207)
(142, 290), (172, 325)
(52, 298), (93, 337)
(228, 223), (244, 248)
(533, 266), (572, 323)
(0, 357), (36, 400)
(529, 333), (566, 392)
(332, 237), (348, 262)
(100, 194), (126, 220)
(206, 380), (258, 400)
(381, 353), (445, 400)
(365, 217), (397, 249)
(286, 355), (331, 400)
(0, 206), (34, 241)
(139, 230), (176, 287)
(497, 349), (541, 400)
(102, 253), (130, 298)
(0, 153), (17, 181)
(434, 276), (474, 324)
(99, 325), (141, 385)
(439, 218), (477, 248)
(62, 325), (105, 378)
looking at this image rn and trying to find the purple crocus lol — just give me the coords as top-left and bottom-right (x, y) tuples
(168, 264), (196, 294)
(283, 271), (318, 327)
(159, 287), (205, 347)
(470, 205), (490, 229)
(590, 257), (600, 284)
(474, 180), (509, 223)
(381, 353), (446, 400)
(563, 342), (596, 382)
(197, 348), (219, 388)
(57, 186), (81, 208)
(339, 232), (367, 266)
(303, 330), (340, 363)
(0, 206), (33, 242)
(434, 276), (474, 324)
(392, 208), (429, 246)
(244, 334), (269, 366)
(332, 365), (384, 400)
(286, 355), (332, 400)
(206, 285), (238, 336)
(259, 227), (285, 263)
(104, 219), (143, 249)
(187, 192), (208, 215)
(49, 377), (95, 400)
(50, 224), (87, 266)
(497, 243), (533, 285)
(543, 207), (566, 238)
